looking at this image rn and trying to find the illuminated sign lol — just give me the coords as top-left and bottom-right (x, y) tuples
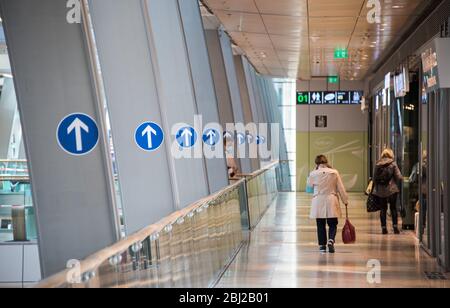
(334, 48), (348, 59)
(296, 91), (363, 105)
(297, 92), (309, 105)
(328, 76), (339, 84)
(323, 92), (337, 104)
(336, 91), (350, 104)
(420, 38), (450, 92)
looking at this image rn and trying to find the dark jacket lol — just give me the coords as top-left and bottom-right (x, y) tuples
(372, 158), (403, 198)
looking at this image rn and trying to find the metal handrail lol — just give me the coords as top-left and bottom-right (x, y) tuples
(238, 160), (279, 181)
(36, 178), (247, 288)
(36, 161), (279, 288)
(0, 160), (27, 163)
(0, 176), (30, 182)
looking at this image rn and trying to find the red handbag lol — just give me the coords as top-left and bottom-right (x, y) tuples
(342, 205), (356, 244)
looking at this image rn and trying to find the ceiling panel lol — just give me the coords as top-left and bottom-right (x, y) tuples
(215, 11), (265, 33)
(203, 0), (258, 13)
(229, 32), (273, 48)
(270, 35), (308, 51)
(255, 0), (308, 16)
(353, 14), (411, 37)
(309, 0), (365, 17)
(202, 0), (432, 80)
(262, 15), (308, 37)
(309, 17), (358, 37)
(360, 0), (425, 16)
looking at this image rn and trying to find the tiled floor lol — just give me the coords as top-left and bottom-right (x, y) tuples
(216, 193), (450, 288)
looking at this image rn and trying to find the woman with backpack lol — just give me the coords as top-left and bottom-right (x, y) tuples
(373, 148), (403, 235)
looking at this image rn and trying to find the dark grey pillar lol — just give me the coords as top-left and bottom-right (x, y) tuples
(0, 0), (120, 277)
(87, 0), (176, 234)
(177, 0), (228, 193)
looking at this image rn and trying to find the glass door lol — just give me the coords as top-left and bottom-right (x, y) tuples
(419, 75), (430, 249)
(437, 89), (449, 268)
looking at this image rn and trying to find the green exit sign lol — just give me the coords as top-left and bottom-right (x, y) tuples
(328, 76), (339, 84)
(334, 48), (348, 59)
(297, 92), (309, 105)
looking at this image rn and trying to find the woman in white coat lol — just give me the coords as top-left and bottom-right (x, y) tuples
(308, 155), (349, 253)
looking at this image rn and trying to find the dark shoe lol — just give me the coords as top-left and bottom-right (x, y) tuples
(382, 228), (388, 235)
(393, 227), (400, 234)
(327, 240), (335, 254)
(319, 245), (327, 253)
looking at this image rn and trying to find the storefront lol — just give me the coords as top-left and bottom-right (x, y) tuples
(418, 37), (450, 270)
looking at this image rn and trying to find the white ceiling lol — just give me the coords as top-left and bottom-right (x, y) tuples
(201, 0), (432, 80)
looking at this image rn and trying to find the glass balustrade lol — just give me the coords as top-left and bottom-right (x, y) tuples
(36, 162), (280, 288)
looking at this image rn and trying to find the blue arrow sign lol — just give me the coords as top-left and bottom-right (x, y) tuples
(246, 134), (254, 144)
(203, 129), (220, 147)
(57, 113), (99, 156)
(223, 131), (233, 140)
(256, 136), (266, 145)
(176, 126), (197, 148)
(135, 122), (164, 152)
(237, 133), (246, 145)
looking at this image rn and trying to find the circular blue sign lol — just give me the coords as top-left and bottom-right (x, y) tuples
(203, 129), (220, 147)
(257, 136), (266, 145)
(237, 133), (246, 145)
(57, 113), (99, 156)
(223, 131), (234, 140)
(176, 126), (197, 148)
(246, 134), (254, 144)
(135, 122), (164, 152)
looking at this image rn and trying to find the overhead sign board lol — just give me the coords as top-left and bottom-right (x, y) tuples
(323, 92), (337, 104)
(296, 91), (363, 105)
(421, 38), (450, 92)
(297, 92), (309, 105)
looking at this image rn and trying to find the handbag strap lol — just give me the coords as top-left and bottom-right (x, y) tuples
(345, 204), (349, 220)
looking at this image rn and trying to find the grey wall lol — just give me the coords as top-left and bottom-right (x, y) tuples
(145, 0), (209, 208)
(178, 0), (229, 193)
(0, 77), (15, 157)
(234, 55), (260, 172)
(87, 0), (176, 234)
(0, 0), (120, 277)
(205, 30), (235, 127)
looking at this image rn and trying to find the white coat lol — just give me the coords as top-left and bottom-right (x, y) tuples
(307, 165), (349, 219)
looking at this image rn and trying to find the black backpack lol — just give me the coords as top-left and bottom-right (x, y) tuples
(374, 163), (394, 186)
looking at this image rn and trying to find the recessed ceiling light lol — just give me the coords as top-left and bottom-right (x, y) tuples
(392, 5), (403, 9)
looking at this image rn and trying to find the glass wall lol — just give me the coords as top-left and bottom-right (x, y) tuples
(0, 23), (37, 242)
(273, 78), (296, 191)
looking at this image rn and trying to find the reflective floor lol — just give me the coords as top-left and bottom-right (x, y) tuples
(216, 193), (450, 288)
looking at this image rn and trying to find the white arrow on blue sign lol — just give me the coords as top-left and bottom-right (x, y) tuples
(203, 129), (220, 147)
(57, 113), (99, 156)
(176, 126), (197, 148)
(135, 122), (164, 152)
(246, 134), (254, 144)
(256, 136), (266, 145)
(223, 131), (233, 140)
(237, 133), (246, 145)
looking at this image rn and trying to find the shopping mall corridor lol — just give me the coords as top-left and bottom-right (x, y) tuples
(216, 193), (450, 288)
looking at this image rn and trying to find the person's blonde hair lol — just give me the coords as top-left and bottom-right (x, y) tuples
(381, 148), (394, 159)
